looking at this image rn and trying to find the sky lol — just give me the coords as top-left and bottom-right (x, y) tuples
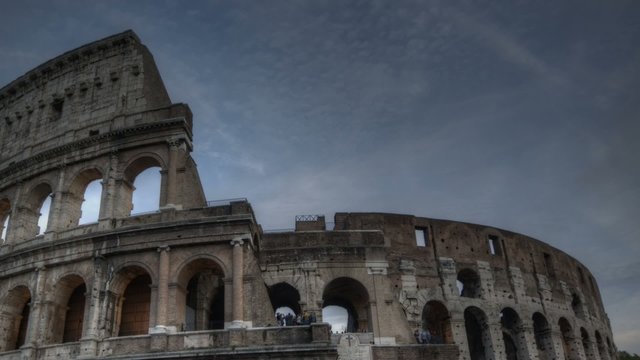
(1, 0), (639, 353)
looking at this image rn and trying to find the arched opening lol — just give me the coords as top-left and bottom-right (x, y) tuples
(177, 258), (225, 331)
(323, 305), (348, 333)
(501, 307), (526, 360)
(595, 331), (609, 360)
(115, 269), (152, 337)
(559, 317), (579, 360)
(131, 167), (161, 214)
(19, 183), (53, 238)
(421, 300), (453, 344)
(458, 268), (481, 298)
(581, 327), (595, 359)
(503, 332), (518, 360)
(532, 312), (554, 360)
(464, 306), (491, 360)
(122, 156), (163, 216)
(0, 285), (31, 351)
(63, 169), (103, 228)
(322, 277), (370, 333)
(606, 337), (614, 358)
(571, 293), (585, 320)
(0, 198), (11, 243)
(79, 180), (102, 224)
(38, 195), (52, 235)
(268, 282), (301, 317)
(48, 275), (87, 344)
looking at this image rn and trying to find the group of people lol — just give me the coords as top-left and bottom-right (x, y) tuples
(275, 310), (317, 326)
(414, 328), (431, 344)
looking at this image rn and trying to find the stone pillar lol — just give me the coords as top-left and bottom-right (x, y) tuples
(450, 312), (470, 360)
(438, 257), (459, 300)
(488, 318), (506, 360)
(550, 328), (568, 360)
(6, 182), (26, 244)
(152, 246), (172, 333)
(98, 152), (118, 226)
(518, 320), (538, 360)
(230, 237), (245, 328)
(477, 260), (496, 301)
(79, 258), (104, 357)
(25, 267), (47, 346)
(47, 165), (67, 233)
(367, 261), (392, 344)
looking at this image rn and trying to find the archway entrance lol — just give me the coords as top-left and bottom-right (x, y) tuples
(323, 277), (370, 333)
(464, 306), (491, 360)
(421, 300), (453, 344)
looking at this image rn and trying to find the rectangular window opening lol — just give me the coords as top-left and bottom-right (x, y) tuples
(543, 252), (555, 278)
(415, 228), (427, 247)
(51, 100), (64, 121)
(488, 235), (500, 255)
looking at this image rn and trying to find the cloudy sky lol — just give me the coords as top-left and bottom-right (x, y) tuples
(2, 0), (639, 353)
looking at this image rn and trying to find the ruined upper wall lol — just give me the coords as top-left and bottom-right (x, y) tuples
(0, 30), (172, 170)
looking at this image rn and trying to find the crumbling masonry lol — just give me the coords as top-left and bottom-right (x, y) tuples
(0, 31), (617, 360)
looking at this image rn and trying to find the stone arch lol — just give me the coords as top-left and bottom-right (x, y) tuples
(109, 265), (153, 337)
(173, 254), (229, 283)
(595, 330), (610, 360)
(268, 282), (301, 316)
(19, 182), (53, 238)
(500, 307), (527, 360)
(464, 306), (492, 360)
(580, 327), (595, 359)
(176, 257), (226, 331)
(457, 268), (481, 298)
(0, 285), (31, 351)
(62, 167), (104, 228)
(571, 292), (585, 320)
(120, 154), (165, 216)
(606, 336), (614, 358)
(532, 312), (554, 360)
(49, 274), (87, 344)
(421, 300), (453, 344)
(322, 277), (370, 332)
(559, 317), (580, 360)
(0, 197), (11, 243)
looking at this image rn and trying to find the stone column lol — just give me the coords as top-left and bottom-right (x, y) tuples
(367, 261), (391, 344)
(449, 312), (470, 360)
(79, 258), (104, 357)
(517, 320), (538, 360)
(488, 319), (506, 360)
(230, 237), (245, 328)
(98, 152), (118, 227)
(153, 246), (172, 333)
(550, 328), (568, 360)
(46, 165), (67, 234)
(25, 267), (47, 346)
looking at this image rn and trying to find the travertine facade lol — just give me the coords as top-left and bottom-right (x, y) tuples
(0, 31), (616, 360)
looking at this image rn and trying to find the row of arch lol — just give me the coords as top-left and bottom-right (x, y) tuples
(456, 267), (592, 323)
(0, 155), (165, 244)
(464, 306), (614, 360)
(269, 277), (371, 333)
(269, 276), (614, 360)
(0, 256), (225, 352)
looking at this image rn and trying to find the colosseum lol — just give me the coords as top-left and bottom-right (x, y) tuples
(0, 30), (617, 360)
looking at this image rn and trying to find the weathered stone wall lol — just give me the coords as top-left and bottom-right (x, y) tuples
(0, 30), (170, 168)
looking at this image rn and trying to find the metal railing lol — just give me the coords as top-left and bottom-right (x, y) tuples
(295, 214), (323, 222)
